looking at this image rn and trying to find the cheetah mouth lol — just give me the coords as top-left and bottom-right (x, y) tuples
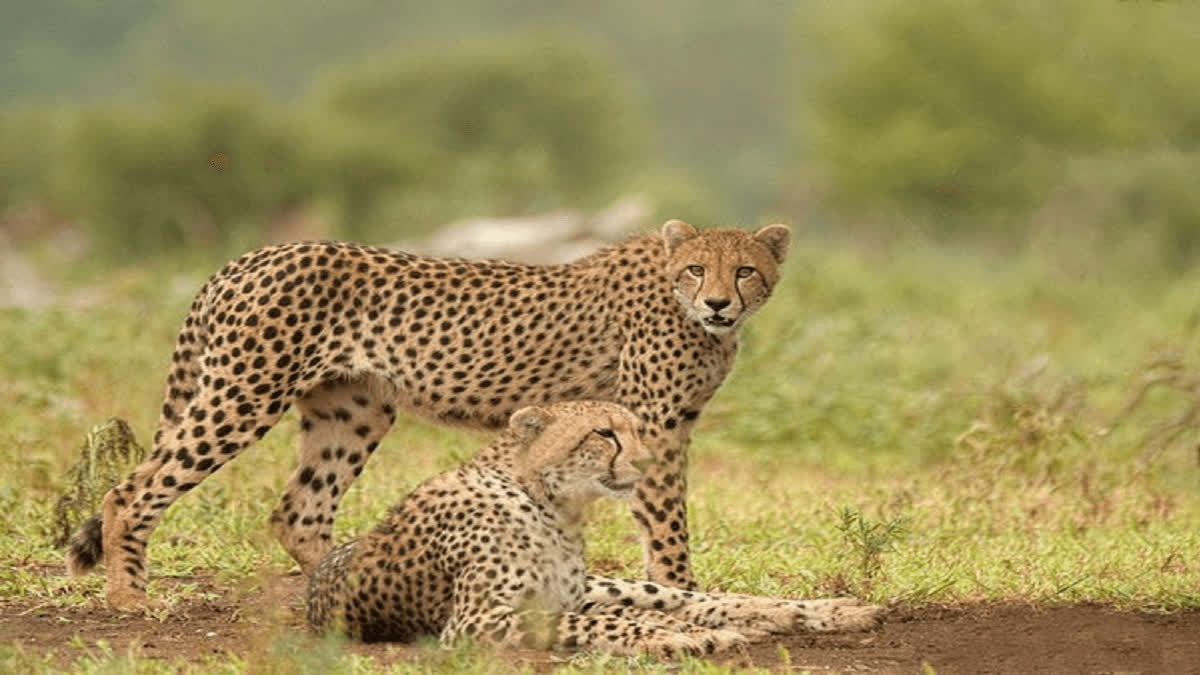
(599, 477), (637, 494)
(703, 315), (736, 331)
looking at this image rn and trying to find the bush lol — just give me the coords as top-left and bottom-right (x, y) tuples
(309, 31), (647, 240)
(0, 106), (72, 216)
(57, 85), (314, 259)
(796, 0), (1200, 245)
(35, 32), (649, 258)
(1034, 150), (1200, 269)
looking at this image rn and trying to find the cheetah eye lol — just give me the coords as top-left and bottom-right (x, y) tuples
(686, 265), (705, 277)
(594, 428), (616, 439)
(736, 266), (756, 279)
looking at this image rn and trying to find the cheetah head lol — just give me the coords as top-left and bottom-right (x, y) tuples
(662, 220), (791, 336)
(509, 401), (652, 505)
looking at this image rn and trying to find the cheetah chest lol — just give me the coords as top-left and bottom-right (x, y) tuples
(508, 502), (588, 613)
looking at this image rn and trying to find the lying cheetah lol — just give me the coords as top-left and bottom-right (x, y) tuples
(307, 400), (881, 656)
(67, 220), (790, 610)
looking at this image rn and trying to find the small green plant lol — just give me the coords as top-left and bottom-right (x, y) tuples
(48, 417), (145, 548)
(835, 505), (908, 586)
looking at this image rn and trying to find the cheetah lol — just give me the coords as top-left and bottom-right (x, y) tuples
(66, 220), (791, 610)
(306, 400), (882, 656)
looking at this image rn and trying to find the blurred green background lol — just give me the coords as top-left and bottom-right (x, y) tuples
(3, 0), (1196, 267)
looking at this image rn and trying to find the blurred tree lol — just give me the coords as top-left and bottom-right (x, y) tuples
(309, 32), (648, 240)
(0, 106), (72, 215)
(27, 33), (649, 260)
(796, 0), (1200, 249)
(2, 0), (796, 223)
(57, 85), (315, 258)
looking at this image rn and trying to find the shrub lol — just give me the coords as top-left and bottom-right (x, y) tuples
(796, 0), (1200, 246)
(309, 31), (647, 240)
(57, 85), (314, 258)
(15, 32), (651, 260)
(0, 106), (72, 216)
(1037, 150), (1200, 269)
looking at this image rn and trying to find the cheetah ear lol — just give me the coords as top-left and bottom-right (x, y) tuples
(753, 224), (790, 264)
(510, 406), (554, 443)
(662, 219), (699, 257)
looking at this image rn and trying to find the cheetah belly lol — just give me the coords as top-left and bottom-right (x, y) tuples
(364, 324), (623, 431)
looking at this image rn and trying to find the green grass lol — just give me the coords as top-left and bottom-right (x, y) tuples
(2, 235), (1199, 671)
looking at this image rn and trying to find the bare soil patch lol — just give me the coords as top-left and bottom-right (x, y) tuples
(2, 569), (1198, 673)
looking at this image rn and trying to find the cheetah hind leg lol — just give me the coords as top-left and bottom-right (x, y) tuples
(270, 378), (396, 575)
(98, 382), (293, 611)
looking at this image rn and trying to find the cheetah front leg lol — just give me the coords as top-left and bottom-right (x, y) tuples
(583, 575), (883, 638)
(673, 595), (883, 637)
(627, 429), (697, 589)
(576, 605), (749, 655)
(617, 343), (705, 590)
(270, 378), (396, 575)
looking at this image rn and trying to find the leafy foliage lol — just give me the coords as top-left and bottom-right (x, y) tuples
(797, 0), (1200, 247)
(56, 86), (315, 258)
(1, 0), (794, 222)
(309, 32), (647, 239)
(17, 33), (648, 259)
(835, 506), (908, 588)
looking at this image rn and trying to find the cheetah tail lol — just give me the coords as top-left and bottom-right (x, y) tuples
(65, 514), (104, 576)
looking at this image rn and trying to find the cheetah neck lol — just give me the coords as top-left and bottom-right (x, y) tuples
(468, 436), (587, 527)
(530, 470), (598, 533)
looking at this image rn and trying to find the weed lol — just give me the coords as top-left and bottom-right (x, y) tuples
(834, 505), (908, 591)
(1105, 354), (1200, 468)
(48, 417), (145, 547)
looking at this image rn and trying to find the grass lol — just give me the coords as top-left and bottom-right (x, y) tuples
(2, 234), (1199, 671)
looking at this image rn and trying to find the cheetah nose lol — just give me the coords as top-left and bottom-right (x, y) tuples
(704, 298), (731, 312)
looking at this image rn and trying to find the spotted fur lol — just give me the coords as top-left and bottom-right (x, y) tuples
(306, 401), (882, 656)
(66, 220), (790, 610)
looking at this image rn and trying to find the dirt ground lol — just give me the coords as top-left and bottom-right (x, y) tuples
(2, 570), (1198, 674)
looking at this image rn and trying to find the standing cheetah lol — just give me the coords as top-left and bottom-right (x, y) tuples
(67, 220), (790, 610)
(307, 400), (881, 655)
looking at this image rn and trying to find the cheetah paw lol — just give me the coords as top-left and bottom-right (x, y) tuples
(640, 631), (706, 658)
(106, 591), (168, 614)
(690, 627), (749, 654)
